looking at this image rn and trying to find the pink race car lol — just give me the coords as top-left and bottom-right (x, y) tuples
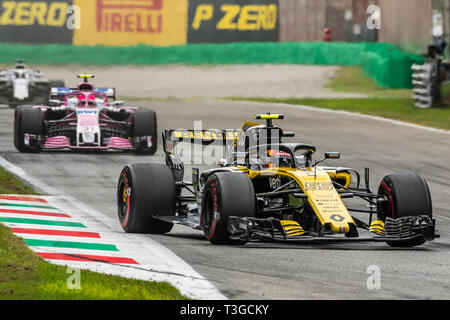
(13, 74), (157, 155)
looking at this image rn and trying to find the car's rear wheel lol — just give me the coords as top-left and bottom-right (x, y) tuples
(14, 106), (43, 153)
(201, 172), (256, 245)
(377, 172), (432, 247)
(132, 109), (157, 155)
(117, 163), (175, 234)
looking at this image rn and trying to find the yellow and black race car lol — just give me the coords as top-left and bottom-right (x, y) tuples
(117, 114), (438, 247)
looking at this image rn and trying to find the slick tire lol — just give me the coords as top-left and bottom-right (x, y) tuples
(132, 109), (158, 155)
(14, 106), (43, 153)
(378, 172), (432, 247)
(14, 105), (27, 149)
(117, 163), (175, 234)
(201, 172), (256, 245)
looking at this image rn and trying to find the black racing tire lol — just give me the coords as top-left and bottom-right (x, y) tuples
(201, 172), (256, 245)
(14, 105), (28, 149)
(132, 109), (158, 155)
(378, 172), (432, 247)
(48, 79), (65, 88)
(14, 106), (43, 153)
(117, 163), (175, 234)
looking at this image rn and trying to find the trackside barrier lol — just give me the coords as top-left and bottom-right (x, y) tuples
(0, 42), (424, 89)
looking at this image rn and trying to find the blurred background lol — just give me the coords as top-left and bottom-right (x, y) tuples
(0, 0), (445, 54)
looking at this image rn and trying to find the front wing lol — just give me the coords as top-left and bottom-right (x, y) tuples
(227, 215), (437, 244)
(24, 134), (137, 151)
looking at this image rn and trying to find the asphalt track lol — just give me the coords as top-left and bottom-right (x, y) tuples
(1, 100), (450, 299)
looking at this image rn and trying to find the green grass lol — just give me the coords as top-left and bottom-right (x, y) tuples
(0, 167), (35, 195)
(326, 66), (412, 98)
(0, 167), (189, 300)
(229, 66), (450, 131)
(232, 97), (450, 130)
(0, 224), (188, 300)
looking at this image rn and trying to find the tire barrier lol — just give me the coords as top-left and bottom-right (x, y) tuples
(411, 44), (450, 108)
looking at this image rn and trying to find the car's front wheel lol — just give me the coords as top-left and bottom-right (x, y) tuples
(201, 172), (256, 245)
(14, 106), (43, 153)
(117, 163), (175, 234)
(377, 172), (432, 247)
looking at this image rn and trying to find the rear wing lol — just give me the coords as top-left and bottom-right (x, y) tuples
(94, 88), (116, 100)
(162, 129), (241, 182)
(162, 116), (294, 157)
(50, 87), (76, 101)
(162, 114), (291, 181)
(162, 129), (240, 154)
(162, 117), (270, 150)
(50, 87), (116, 101)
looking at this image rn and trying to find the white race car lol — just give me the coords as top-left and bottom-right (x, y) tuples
(0, 60), (65, 108)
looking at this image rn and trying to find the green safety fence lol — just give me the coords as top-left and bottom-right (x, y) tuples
(0, 42), (424, 89)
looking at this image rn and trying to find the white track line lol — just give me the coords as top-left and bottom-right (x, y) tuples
(226, 100), (450, 135)
(0, 156), (226, 300)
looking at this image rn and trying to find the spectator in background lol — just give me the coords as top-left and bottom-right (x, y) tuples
(323, 28), (332, 42)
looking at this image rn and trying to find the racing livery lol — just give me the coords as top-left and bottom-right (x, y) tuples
(117, 114), (437, 247)
(14, 74), (157, 154)
(0, 60), (65, 108)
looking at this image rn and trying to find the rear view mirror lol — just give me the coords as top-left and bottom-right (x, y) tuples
(313, 152), (341, 168)
(283, 132), (295, 138)
(325, 152), (340, 159)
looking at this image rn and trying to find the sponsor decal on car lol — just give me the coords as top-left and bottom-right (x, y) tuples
(171, 130), (240, 140)
(76, 109), (99, 115)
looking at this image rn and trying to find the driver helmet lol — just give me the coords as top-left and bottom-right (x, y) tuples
(77, 94), (86, 106)
(249, 149), (293, 169)
(87, 94), (96, 106)
(266, 149), (293, 168)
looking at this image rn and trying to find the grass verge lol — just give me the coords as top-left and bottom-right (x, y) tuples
(326, 66), (413, 98)
(0, 167), (35, 195)
(231, 97), (450, 130)
(228, 66), (450, 131)
(0, 167), (188, 300)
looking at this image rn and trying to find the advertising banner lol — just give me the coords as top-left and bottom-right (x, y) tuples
(0, 0), (75, 44)
(187, 0), (279, 43)
(73, 0), (188, 46)
(0, 0), (279, 46)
